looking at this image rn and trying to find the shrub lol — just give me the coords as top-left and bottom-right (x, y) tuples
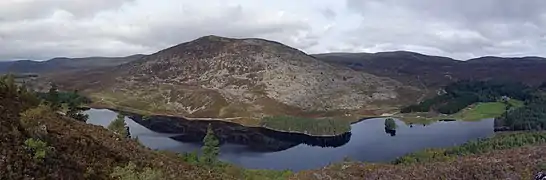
(110, 162), (164, 180)
(24, 138), (50, 160)
(19, 105), (54, 139)
(179, 151), (200, 165)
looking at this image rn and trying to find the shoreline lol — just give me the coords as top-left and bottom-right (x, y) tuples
(85, 104), (378, 137)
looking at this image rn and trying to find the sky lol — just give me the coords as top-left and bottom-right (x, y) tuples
(1, 0), (546, 61)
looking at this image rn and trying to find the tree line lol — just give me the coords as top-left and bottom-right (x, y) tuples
(401, 80), (534, 114)
(496, 97), (546, 131)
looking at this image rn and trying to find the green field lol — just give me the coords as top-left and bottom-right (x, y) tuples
(397, 99), (524, 124)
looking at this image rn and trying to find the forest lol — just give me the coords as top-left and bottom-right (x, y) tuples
(495, 96), (546, 131)
(401, 79), (546, 131)
(401, 80), (534, 114)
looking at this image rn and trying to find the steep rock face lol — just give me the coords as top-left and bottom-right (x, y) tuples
(58, 36), (419, 119)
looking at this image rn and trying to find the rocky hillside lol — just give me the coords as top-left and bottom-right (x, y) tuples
(314, 52), (546, 98)
(51, 36), (420, 122)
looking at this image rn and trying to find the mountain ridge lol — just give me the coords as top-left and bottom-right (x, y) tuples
(0, 54), (145, 74)
(313, 51), (546, 92)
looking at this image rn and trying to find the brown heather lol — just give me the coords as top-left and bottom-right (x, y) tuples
(291, 145), (546, 180)
(0, 92), (236, 180)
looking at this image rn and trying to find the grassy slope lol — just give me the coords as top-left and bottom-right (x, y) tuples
(398, 99), (524, 124)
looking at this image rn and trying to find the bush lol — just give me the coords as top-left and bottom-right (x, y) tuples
(19, 105), (55, 139)
(24, 138), (51, 160)
(110, 162), (164, 180)
(179, 151), (200, 165)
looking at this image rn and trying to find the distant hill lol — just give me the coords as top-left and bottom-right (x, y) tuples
(47, 36), (420, 122)
(313, 51), (546, 98)
(0, 54), (144, 74)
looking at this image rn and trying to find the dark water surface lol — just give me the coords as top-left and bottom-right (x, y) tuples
(85, 109), (494, 171)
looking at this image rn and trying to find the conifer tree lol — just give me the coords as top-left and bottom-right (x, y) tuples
(46, 83), (61, 111)
(201, 124), (220, 166)
(384, 118), (397, 131)
(108, 114), (129, 138)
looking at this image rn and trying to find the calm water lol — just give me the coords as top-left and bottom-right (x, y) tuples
(85, 108), (494, 171)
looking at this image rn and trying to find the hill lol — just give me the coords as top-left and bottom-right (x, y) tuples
(47, 36), (420, 124)
(0, 55), (144, 75)
(0, 76), (235, 180)
(313, 52), (546, 99)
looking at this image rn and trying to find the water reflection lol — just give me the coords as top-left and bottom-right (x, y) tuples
(85, 109), (495, 171)
(122, 112), (351, 152)
(384, 128), (396, 136)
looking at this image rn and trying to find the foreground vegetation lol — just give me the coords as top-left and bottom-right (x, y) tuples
(294, 131), (546, 180)
(393, 132), (546, 165)
(260, 116), (351, 136)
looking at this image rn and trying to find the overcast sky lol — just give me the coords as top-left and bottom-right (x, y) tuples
(1, 0), (546, 61)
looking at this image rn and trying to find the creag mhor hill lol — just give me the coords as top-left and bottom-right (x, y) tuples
(50, 36), (420, 124)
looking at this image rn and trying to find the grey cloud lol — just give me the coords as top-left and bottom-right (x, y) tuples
(345, 0), (546, 59)
(320, 8), (337, 20)
(1, 0), (545, 61)
(0, 0), (135, 21)
(103, 5), (312, 50)
(0, 1), (314, 61)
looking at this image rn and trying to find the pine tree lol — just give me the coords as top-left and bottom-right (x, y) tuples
(66, 101), (89, 122)
(46, 83), (61, 111)
(108, 114), (129, 138)
(65, 90), (88, 122)
(201, 124), (220, 166)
